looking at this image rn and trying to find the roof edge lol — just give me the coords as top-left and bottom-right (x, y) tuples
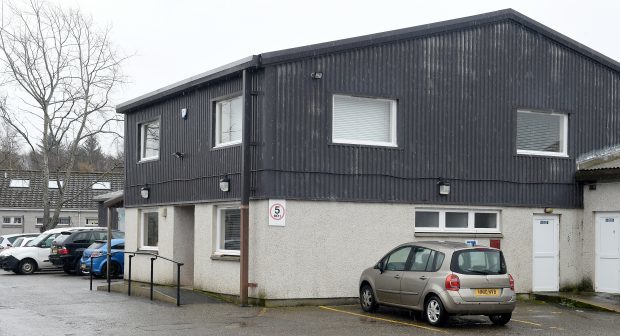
(116, 55), (260, 113)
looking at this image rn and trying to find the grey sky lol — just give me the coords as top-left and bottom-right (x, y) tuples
(59, 0), (620, 106)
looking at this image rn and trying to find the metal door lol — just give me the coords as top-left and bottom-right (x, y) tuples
(532, 215), (559, 291)
(596, 213), (620, 293)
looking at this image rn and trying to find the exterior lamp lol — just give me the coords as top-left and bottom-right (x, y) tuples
(438, 180), (450, 195)
(140, 186), (150, 199)
(219, 176), (230, 192)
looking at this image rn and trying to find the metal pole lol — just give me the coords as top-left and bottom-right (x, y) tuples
(89, 257), (93, 291)
(150, 257), (156, 301)
(177, 263), (182, 306)
(128, 255), (133, 296)
(106, 207), (112, 292)
(240, 69), (252, 306)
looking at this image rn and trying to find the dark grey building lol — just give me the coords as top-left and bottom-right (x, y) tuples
(118, 9), (620, 302)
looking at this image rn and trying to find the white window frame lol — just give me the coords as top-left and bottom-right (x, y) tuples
(85, 218), (99, 226)
(516, 110), (568, 157)
(332, 95), (398, 147)
(92, 182), (111, 190)
(140, 209), (159, 251)
(215, 204), (241, 256)
(414, 209), (501, 233)
(214, 96), (243, 148)
(9, 179), (30, 188)
(48, 181), (64, 189)
(139, 120), (160, 162)
(35, 217), (70, 227)
(2, 216), (22, 226)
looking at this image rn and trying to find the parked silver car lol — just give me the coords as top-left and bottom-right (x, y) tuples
(359, 241), (516, 326)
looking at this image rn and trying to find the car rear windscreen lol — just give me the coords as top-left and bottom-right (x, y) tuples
(88, 242), (105, 250)
(450, 249), (507, 275)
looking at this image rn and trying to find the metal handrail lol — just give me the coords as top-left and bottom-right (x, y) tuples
(88, 251), (184, 306)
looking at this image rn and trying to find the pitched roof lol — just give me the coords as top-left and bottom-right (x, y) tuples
(0, 170), (123, 210)
(117, 8), (620, 114)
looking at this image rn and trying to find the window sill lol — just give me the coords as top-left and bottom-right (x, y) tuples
(139, 247), (159, 253)
(212, 142), (242, 150)
(138, 157), (159, 164)
(415, 232), (503, 238)
(210, 254), (240, 262)
(516, 150), (569, 158)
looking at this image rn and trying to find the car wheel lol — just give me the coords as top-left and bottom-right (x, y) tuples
(425, 295), (448, 326)
(360, 284), (379, 312)
(489, 313), (512, 325)
(18, 259), (36, 275)
(108, 262), (121, 279)
(74, 260), (84, 276)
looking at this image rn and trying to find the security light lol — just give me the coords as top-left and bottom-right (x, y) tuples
(219, 176), (230, 192)
(140, 186), (150, 199)
(438, 180), (450, 195)
(181, 108), (188, 119)
(172, 151), (185, 159)
(310, 72), (323, 79)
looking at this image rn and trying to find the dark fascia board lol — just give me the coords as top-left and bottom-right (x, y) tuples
(575, 168), (620, 182)
(116, 56), (260, 113)
(260, 8), (620, 72)
(116, 9), (620, 114)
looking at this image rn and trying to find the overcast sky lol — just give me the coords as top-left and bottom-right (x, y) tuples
(55, 0), (620, 107)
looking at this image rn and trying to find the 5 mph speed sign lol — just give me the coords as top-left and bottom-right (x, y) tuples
(269, 200), (286, 226)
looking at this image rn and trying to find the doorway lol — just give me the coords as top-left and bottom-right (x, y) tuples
(595, 213), (620, 293)
(532, 215), (559, 292)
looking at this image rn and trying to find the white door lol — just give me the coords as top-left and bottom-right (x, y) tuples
(595, 213), (620, 293)
(532, 215), (559, 292)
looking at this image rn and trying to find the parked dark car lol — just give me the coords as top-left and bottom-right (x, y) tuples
(49, 229), (124, 275)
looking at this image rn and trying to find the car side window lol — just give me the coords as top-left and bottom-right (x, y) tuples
(93, 232), (107, 240)
(385, 247), (412, 271)
(408, 247), (433, 271)
(113, 244), (124, 249)
(73, 232), (91, 244)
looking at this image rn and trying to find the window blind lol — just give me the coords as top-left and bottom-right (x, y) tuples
(517, 111), (563, 153)
(333, 95), (394, 144)
(218, 96), (242, 144)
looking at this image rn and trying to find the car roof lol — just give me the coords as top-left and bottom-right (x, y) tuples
(400, 241), (496, 253)
(0, 233), (39, 238)
(42, 226), (100, 234)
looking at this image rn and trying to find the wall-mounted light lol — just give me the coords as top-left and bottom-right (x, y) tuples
(181, 108), (188, 119)
(219, 176), (230, 192)
(544, 207), (554, 214)
(310, 72), (323, 79)
(140, 186), (150, 199)
(172, 151), (185, 159)
(438, 180), (450, 195)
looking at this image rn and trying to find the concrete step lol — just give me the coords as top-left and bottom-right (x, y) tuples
(97, 280), (225, 305)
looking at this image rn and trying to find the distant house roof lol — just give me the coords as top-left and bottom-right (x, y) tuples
(575, 146), (620, 181)
(0, 170), (123, 209)
(117, 8), (620, 114)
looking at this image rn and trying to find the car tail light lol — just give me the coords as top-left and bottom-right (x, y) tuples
(58, 247), (69, 255)
(90, 251), (102, 258)
(509, 274), (515, 291)
(445, 274), (460, 291)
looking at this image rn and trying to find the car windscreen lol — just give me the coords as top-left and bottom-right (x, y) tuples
(450, 249), (507, 275)
(12, 237), (24, 247)
(52, 233), (72, 245)
(27, 233), (49, 246)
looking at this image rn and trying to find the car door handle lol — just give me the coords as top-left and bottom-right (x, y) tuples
(419, 276), (428, 280)
(394, 274), (401, 279)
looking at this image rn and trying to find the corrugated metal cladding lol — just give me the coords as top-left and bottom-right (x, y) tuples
(124, 73), (264, 206)
(125, 19), (619, 209)
(261, 20), (619, 208)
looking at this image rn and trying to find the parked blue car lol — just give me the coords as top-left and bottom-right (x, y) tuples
(80, 239), (124, 278)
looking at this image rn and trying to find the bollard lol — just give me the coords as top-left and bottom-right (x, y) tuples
(128, 254), (133, 296)
(89, 257), (93, 291)
(150, 257), (156, 301)
(177, 263), (182, 306)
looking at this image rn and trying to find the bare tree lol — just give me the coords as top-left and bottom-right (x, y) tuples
(0, 0), (126, 231)
(0, 117), (25, 169)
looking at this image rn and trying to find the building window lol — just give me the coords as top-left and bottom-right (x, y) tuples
(332, 95), (397, 147)
(516, 110), (568, 157)
(140, 211), (159, 250)
(415, 209), (500, 233)
(48, 181), (63, 189)
(215, 96), (243, 147)
(86, 218), (99, 226)
(2, 216), (22, 226)
(139, 120), (160, 161)
(35, 217), (71, 226)
(92, 182), (111, 190)
(9, 179), (29, 188)
(216, 206), (240, 255)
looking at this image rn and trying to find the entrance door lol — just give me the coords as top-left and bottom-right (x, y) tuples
(596, 213), (620, 293)
(532, 215), (559, 291)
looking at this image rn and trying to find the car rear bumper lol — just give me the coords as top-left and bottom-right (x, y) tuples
(442, 291), (517, 315)
(0, 256), (20, 271)
(49, 255), (75, 267)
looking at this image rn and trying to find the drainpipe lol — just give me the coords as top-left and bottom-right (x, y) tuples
(240, 69), (252, 306)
